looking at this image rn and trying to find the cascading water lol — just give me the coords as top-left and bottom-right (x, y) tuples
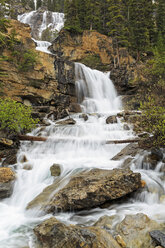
(0, 63), (164, 248)
(17, 11), (64, 54)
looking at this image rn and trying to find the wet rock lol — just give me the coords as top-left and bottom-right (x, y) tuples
(68, 103), (81, 113)
(27, 168), (141, 212)
(116, 235), (127, 248)
(123, 124), (130, 130)
(106, 115), (117, 124)
(0, 167), (15, 199)
(150, 230), (165, 248)
(112, 143), (141, 161)
(1, 149), (18, 166)
(151, 148), (163, 162)
(0, 138), (13, 149)
(50, 164), (61, 177)
(20, 155), (28, 163)
(56, 118), (76, 125)
(142, 154), (158, 169)
(94, 215), (119, 230)
(115, 213), (162, 248)
(121, 157), (133, 169)
(23, 164), (33, 170)
(79, 113), (88, 121)
(34, 217), (121, 248)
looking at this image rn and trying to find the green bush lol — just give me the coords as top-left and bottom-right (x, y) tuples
(139, 95), (165, 147)
(0, 98), (39, 133)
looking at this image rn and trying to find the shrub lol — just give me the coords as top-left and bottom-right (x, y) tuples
(139, 95), (165, 147)
(0, 98), (39, 133)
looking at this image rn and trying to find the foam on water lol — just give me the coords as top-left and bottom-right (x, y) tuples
(0, 63), (164, 247)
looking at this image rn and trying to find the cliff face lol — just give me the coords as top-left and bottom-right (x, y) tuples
(0, 20), (76, 119)
(51, 30), (134, 72)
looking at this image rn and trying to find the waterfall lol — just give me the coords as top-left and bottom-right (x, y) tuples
(17, 11), (64, 54)
(75, 63), (122, 113)
(0, 64), (164, 248)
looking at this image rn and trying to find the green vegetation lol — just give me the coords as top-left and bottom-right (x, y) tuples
(64, 0), (165, 62)
(140, 96), (165, 147)
(0, 98), (39, 133)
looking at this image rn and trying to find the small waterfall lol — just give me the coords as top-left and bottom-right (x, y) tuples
(75, 63), (122, 113)
(0, 64), (164, 248)
(18, 11), (64, 54)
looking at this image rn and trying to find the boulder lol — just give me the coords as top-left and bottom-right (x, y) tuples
(34, 217), (121, 248)
(56, 118), (76, 125)
(1, 149), (18, 166)
(27, 168), (141, 212)
(79, 114), (88, 121)
(0, 167), (15, 199)
(115, 213), (162, 248)
(151, 148), (163, 161)
(142, 148), (163, 170)
(150, 230), (165, 248)
(50, 164), (61, 177)
(106, 115), (117, 124)
(112, 143), (141, 161)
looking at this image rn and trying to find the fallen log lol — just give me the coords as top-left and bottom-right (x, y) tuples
(18, 135), (140, 144)
(106, 138), (140, 144)
(18, 135), (47, 142)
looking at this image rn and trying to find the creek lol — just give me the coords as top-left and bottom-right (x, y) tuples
(0, 63), (164, 247)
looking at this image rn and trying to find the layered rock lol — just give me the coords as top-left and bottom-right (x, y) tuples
(27, 168), (141, 212)
(34, 217), (121, 248)
(0, 20), (77, 120)
(50, 30), (134, 71)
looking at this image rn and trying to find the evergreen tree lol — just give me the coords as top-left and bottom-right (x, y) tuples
(128, 0), (151, 60)
(85, 0), (101, 31)
(106, 0), (128, 66)
(155, 0), (165, 38)
(64, 0), (81, 33)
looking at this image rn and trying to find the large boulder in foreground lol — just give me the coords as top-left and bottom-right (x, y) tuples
(27, 168), (141, 212)
(34, 217), (121, 248)
(115, 213), (162, 248)
(0, 167), (15, 199)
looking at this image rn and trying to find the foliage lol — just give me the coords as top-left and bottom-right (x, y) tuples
(15, 49), (38, 72)
(0, 98), (39, 133)
(139, 95), (165, 147)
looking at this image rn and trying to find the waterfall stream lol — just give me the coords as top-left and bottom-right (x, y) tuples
(0, 64), (164, 248)
(17, 11), (64, 54)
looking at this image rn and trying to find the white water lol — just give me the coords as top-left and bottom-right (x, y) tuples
(0, 64), (164, 248)
(32, 39), (52, 54)
(18, 11), (64, 39)
(18, 11), (64, 54)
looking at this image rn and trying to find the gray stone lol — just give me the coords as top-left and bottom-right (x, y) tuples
(115, 213), (162, 248)
(50, 164), (61, 177)
(106, 115), (117, 124)
(27, 168), (141, 213)
(34, 217), (121, 248)
(150, 230), (165, 248)
(56, 118), (76, 125)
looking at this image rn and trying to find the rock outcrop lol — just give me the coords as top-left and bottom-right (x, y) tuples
(50, 30), (134, 72)
(27, 168), (141, 212)
(0, 20), (77, 120)
(34, 217), (121, 248)
(115, 214), (162, 248)
(0, 167), (15, 199)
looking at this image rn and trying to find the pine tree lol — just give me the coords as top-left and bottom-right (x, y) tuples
(64, 0), (81, 33)
(128, 0), (151, 60)
(85, 0), (101, 31)
(155, 0), (165, 38)
(106, 0), (128, 66)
